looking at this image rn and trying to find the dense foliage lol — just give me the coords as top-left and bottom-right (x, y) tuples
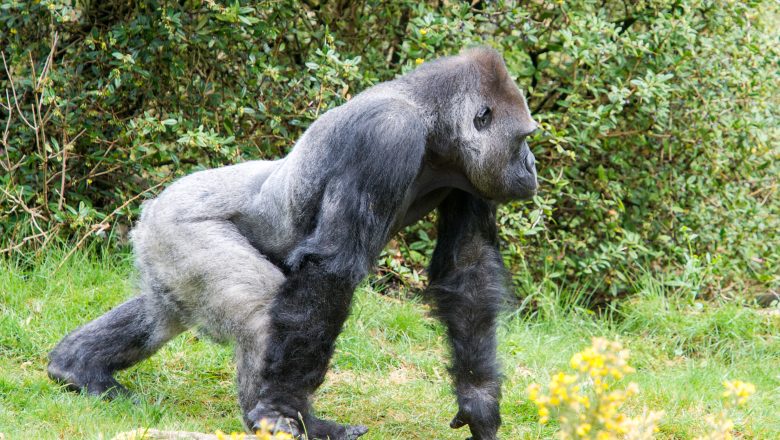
(1, 0), (778, 300)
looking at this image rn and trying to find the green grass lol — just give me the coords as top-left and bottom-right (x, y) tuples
(1, 251), (778, 439)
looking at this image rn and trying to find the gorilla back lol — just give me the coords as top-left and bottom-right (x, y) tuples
(48, 47), (538, 440)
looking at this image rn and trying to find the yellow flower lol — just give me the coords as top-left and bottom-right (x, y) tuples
(538, 405), (550, 424)
(420, 28), (428, 35)
(722, 380), (756, 407)
(576, 423), (592, 436)
(415, 58), (424, 65)
(527, 383), (541, 402)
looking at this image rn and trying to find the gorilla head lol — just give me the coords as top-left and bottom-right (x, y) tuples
(409, 47), (539, 202)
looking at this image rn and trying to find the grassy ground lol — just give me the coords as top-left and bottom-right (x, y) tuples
(1, 251), (778, 439)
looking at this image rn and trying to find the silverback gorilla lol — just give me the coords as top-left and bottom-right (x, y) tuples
(48, 47), (538, 440)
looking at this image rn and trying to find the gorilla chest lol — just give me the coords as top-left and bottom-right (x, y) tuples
(395, 188), (451, 232)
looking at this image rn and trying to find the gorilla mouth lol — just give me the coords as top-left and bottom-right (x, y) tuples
(503, 153), (537, 200)
(511, 182), (538, 199)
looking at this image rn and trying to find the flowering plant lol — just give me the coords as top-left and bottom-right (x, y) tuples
(527, 338), (662, 439)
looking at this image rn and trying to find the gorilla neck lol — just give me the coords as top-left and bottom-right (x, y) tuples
(415, 162), (479, 197)
(396, 163), (481, 231)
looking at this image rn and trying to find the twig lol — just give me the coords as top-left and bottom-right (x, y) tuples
(0, 232), (48, 255)
(29, 51), (49, 208)
(1, 51), (36, 130)
(0, 186), (48, 224)
(1, 90), (13, 173)
(57, 128), (86, 211)
(36, 32), (59, 92)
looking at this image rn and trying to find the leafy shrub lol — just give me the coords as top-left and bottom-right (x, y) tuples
(1, 0), (777, 300)
(527, 338), (663, 439)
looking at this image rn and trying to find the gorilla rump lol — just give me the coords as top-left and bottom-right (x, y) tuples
(48, 47), (538, 440)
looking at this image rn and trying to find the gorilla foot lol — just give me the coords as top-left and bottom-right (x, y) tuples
(247, 404), (367, 440)
(305, 414), (368, 440)
(47, 360), (131, 400)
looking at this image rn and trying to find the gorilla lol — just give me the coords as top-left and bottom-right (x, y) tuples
(48, 47), (538, 440)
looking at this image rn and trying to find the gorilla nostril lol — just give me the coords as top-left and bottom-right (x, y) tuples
(524, 152), (536, 173)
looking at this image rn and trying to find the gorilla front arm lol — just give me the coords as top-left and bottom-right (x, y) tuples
(428, 190), (506, 440)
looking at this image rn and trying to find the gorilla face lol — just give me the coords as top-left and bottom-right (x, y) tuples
(469, 100), (538, 201)
(454, 50), (539, 202)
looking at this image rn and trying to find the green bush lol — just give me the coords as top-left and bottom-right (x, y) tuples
(1, 0), (778, 300)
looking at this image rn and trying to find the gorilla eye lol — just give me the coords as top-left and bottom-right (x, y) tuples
(474, 106), (492, 131)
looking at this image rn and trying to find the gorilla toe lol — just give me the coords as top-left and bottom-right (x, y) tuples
(343, 424), (369, 439)
(247, 403), (302, 438)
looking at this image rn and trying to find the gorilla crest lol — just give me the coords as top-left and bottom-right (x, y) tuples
(48, 47), (539, 440)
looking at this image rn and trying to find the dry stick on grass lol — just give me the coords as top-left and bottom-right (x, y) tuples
(112, 430), (261, 440)
(56, 177), (172, 271)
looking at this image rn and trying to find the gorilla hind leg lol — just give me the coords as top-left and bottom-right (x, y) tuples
(48, 293), (184, 398)
(234, 301), (367, 439)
